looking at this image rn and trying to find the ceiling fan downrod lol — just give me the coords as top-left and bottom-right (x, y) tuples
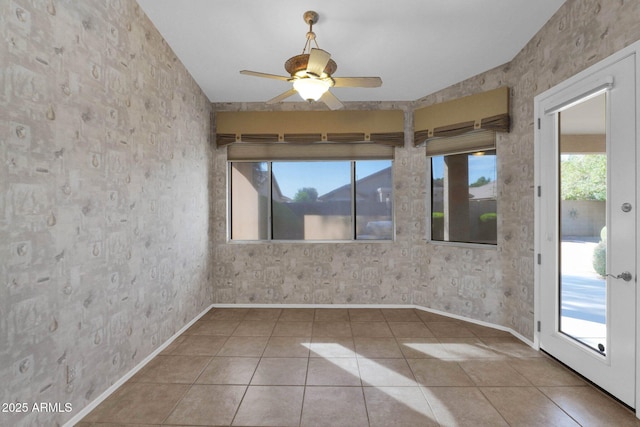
(302, 11), (320, 54)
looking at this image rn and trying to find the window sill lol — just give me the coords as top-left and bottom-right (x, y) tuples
(426, 239), (498, 250)
(226, 239), (395, 244)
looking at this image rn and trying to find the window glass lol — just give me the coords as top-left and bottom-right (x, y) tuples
(229, 160), (394, 241)
(272, 161), (351, 240)
(355, 160), (393, 240)
(430, 150), (497, 244)
(230, 162), (269, 240)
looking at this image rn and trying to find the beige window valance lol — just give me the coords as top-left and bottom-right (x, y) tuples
(413, 86), (510, 147)
(215, 110), (405, 148)
(423, 130), (496, 157)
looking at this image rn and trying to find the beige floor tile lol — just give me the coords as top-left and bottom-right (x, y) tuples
(308, 337), (356, 358)
(301, 386), (368, 427)
(481, 386), (580, 426)
(251, 357), (308, 385)
(358, 358), (417, 386)
(479, 336), (543, 358)
(306, 357), (361, 386)
(82, 308), (640, 427)
(437, 337), (500, 358)
(205, 307), (249, 321)
(539, 385), (640, 427)
(233, 385), (304, 426)
(160, 335), (187, 354)
(196, 357), (260, 384)
(132, 355), (211, 384)
(426, 321), (476, 337)
(381, 308), (422, 322)
(243, 308), (283, 321)
(465, 323), (513, 337)
(232, 320), (276, 336)
(217, 336), (269, 357)
(509, 357), (586, 386)
(83, 383), (189, 424)
(364, 386), (438, 427)
(263, 336), (311, 357)
(312, 321), (352, 337)
(164, 384), (246, 425)
(170, 335), (227, 356)
(353, 337), (404, 358)
(388, 321), (435, 338)
(350, 321), (393, 337)
(279, 308), (315, 321)
(188, 320), (240, 336)
(408, 359), (474, 386)
(458, 359), (532, 386)
(272, 321), (313, 337)
(348, 308), (385, 321)
(314, 308), (350, 321)
(421, 386), (509, 426)
(396, 337), (452, 359)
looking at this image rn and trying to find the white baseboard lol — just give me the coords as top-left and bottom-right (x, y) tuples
(63, 303), (215, 427)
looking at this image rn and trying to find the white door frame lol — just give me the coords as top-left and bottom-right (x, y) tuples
(534, 40), (640, 412)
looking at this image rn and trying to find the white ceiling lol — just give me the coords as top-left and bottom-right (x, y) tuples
(137, 0), (566, 104)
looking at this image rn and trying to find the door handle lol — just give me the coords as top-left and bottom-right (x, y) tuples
(608, 271), (633, 282)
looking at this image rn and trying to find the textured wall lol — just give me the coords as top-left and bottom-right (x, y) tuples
(211, 0), (640, 340)
(211, 100), (501, 318)
(0, 1), (212, 426)
(412, 0), (640, 338)
(211, 102), (427, 307)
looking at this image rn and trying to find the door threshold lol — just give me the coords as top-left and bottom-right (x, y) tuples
(541, 349), (636, 412)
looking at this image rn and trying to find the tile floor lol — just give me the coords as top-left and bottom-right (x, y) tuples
(78, 307), (640, 426)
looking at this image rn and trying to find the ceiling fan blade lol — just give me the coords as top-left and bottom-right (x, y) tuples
(332, 77), (383, 88)
(266, 88), (298, 104)
(240, 70), (290, 81)
(306, 48), (331, 77)
(320, 90), (344, 110)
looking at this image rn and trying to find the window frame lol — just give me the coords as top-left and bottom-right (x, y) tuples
(426, 149), (498, 248)
(227, 159), (395, 243)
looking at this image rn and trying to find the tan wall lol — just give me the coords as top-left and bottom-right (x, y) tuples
(211, 0), (640, 340)
(231, 163), (262, 240)
(304, 215), (351, 240)
(561, 200), (606, 238)
(0, 2), (213, 425)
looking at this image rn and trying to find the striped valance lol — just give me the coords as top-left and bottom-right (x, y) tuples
(413, 87), (510, 146)
(215, 110), (405, 148)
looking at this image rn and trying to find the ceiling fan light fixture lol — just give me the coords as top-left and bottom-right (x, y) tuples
(239, 11), (381, 110)
(293, 78), (330, 101)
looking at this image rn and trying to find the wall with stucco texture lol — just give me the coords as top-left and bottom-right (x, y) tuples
(0, 1), (212, 425)
(211, 0), (640, 341)
(412, 0), (640, 339)
(211, 102), (430, 307)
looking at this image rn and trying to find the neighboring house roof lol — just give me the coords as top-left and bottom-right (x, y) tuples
(431, 179), (496, 200)
(318, 167), (392, 202)
(469, 180), (497, 200)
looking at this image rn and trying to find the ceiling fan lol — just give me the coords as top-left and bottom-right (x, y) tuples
(240, 11), (382, 110)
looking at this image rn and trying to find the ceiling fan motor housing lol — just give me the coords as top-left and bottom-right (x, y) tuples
(285, 54), (337, 77)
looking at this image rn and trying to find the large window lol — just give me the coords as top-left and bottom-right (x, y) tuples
(430, 150), (497, 245)
(230, 160), (393, 241)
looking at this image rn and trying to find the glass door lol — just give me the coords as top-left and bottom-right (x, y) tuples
(536, 53), (636, 407)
